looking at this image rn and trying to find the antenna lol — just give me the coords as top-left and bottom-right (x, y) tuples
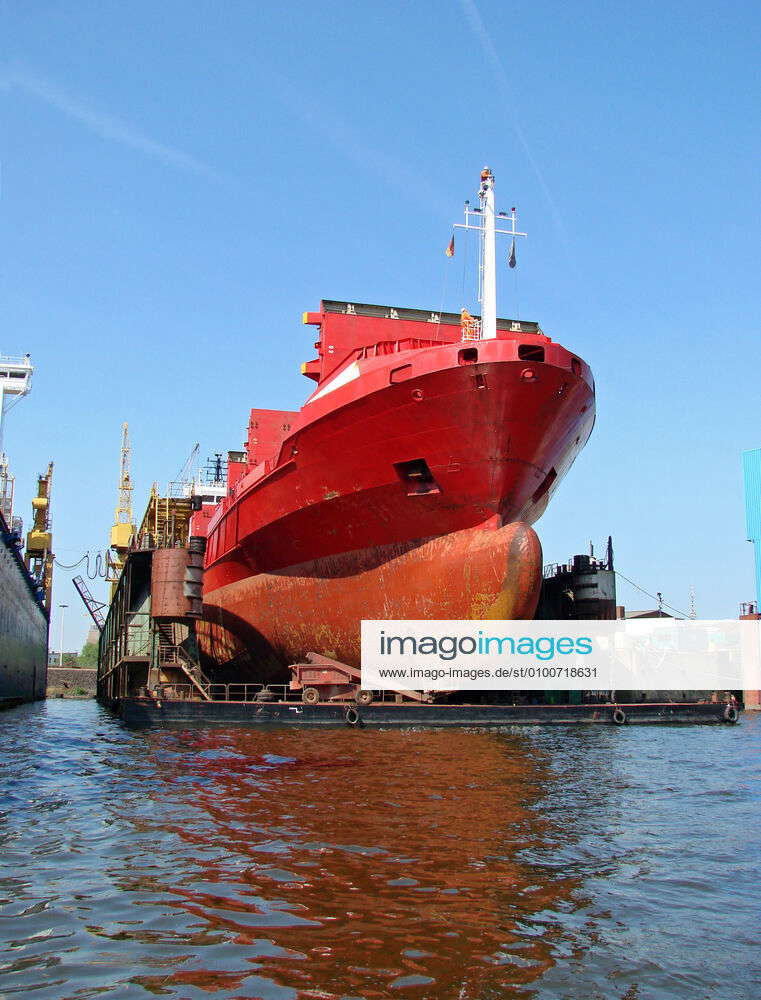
(452, 168), (526, 340)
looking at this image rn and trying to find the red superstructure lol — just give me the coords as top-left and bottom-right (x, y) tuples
(193, 170), (595, 673)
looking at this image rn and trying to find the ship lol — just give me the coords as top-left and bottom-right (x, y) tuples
(193, 168), (596, 676)
(0, 354), (52, 707)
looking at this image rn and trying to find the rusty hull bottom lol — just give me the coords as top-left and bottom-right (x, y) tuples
(202, 520), (543, 672)
(114, 699), (740, 728)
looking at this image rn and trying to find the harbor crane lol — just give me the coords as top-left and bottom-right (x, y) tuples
(24, 461), (54, 610)
(106, 422), (136, 596)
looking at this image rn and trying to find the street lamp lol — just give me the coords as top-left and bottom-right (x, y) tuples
(58, 604), (68, 667)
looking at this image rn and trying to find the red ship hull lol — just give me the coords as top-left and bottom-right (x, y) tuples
(195, 302), (595, 673)
(203, 520), (542, 670)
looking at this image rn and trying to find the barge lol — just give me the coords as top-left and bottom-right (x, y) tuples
(96, 488), (741, 728)
(118, 691), (740, 728)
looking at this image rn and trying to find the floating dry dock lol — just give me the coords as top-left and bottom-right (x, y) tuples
(94, 493), (742, 728)
(117, 694), (740, 728)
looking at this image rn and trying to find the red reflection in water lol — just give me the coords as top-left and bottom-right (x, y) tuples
(127, 728), (580, 999)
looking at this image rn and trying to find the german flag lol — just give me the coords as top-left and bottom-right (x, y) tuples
(445, 234), (455, 258)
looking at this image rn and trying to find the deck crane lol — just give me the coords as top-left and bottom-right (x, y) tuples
(174, 442), (199, 492)
(106, 422), (136, 597)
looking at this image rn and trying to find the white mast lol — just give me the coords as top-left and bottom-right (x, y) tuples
(453, 167), (526, 341)
(480, 169), (497, 340)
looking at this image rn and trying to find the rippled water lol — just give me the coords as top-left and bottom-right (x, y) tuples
(0, 701), (759, 999)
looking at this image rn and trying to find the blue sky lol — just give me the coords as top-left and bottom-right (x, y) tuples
(2, 0), (759, 651)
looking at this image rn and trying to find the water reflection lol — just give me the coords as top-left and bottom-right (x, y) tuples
(0, 702), (759, 999)
(117, 727), (577, 998)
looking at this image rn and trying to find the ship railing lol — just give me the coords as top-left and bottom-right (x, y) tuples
(461, 318), (482, 341)
(144, 682), (420, 704)
(0, 354), (33, 367)
(543, 562), (568, 578)
(157, 643), (189, 665)
(148, 682), (288, 703)
(166, 480), (195, 499)
(129, 530), (190, 552)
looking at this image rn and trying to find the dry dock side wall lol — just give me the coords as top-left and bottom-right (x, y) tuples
(0, 536), (48, 704)
(47, 667), (96, 698)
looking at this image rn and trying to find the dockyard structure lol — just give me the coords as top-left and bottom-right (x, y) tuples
(97, 489), (208, 705)
(0, 504), (49, 705)
(0, 354), (51, 706)
(535, 541), (616, 620)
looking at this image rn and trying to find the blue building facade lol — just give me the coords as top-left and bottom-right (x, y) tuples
(743, 448), (761, 612)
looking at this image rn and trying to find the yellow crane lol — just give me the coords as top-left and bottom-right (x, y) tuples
(106, 422), (136, 596)
(25, 461), (54, 610)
